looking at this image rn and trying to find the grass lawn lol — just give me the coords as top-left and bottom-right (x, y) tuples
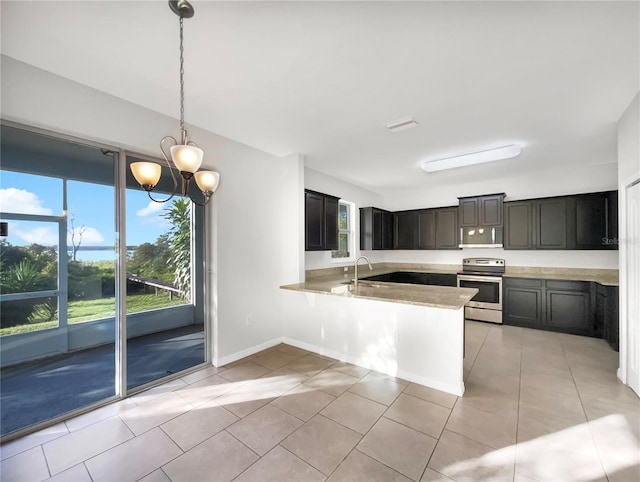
(0, 293), (186, 336)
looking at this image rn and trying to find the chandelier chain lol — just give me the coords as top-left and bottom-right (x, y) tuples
(179, 15), (186, 144)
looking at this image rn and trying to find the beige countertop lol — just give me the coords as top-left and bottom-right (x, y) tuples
(504, 267), (619, 286)
(280, 276), (477, 310)
(285, 263), (617, 309)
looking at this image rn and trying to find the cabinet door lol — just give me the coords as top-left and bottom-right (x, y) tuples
(605, 286), (619, 350)
(381, 210), (394, 250)
(479, 194), (504, 226)
(372, 209), (383, 250)
(504, 201), (534, 250)
(435, 207), (459, 249)
(503, 278), (544, 327)
(546, 289), (591, 335)
(607, 191), (618, 250)
(575, 193), (608, 249)
(324, 196), (339, 251)
(535, 198), (568, 249)
(305, 191), (325, 251)
(360, 208), (393, 250)
(459, 198), (478, 227)
(360, 207), (373, 250)
(394, 211), (418, 249)
(595, 284), (607, 338)
(417, 209), (436, 249)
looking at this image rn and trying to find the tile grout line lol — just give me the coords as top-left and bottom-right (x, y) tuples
(38, 444), (52, 480)
(559, 333), (612, 482)
(513, 327), (524, 482)
(83, 461), (95, 482)
(419, 323), (493, 481)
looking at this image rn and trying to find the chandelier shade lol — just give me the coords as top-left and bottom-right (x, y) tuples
(194, 170), (220, 195)
(170, 144), (204, 174)
(131, 162), (162, 191)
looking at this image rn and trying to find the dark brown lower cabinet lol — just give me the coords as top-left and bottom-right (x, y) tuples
(503, 277), (612, 338)
(502, 278), (544, 328)
(597, 284), (619, 351)
(545, 281), (593, 335)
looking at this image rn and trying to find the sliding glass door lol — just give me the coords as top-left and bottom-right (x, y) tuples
(0, 124), (207, 439)
(125, 155), (205, 390)
(0, 125), (118, 436)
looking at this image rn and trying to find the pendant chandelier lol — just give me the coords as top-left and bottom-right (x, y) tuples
(130, 0), (219, 206)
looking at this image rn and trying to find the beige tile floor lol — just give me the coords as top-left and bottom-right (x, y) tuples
(1, 321), (639, 482)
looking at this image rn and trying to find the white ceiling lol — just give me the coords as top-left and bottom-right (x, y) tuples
(1, 1), (638, 195)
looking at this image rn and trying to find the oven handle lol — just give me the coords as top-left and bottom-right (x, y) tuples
(457, 275), (503, 284)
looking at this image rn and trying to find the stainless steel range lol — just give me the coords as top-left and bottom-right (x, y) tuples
(457, 258), (505, 324)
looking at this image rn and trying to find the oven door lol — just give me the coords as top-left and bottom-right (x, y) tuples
(457, 275), (502, 310)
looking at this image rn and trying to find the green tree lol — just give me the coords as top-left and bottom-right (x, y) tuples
(162, 198), (191, 300)
(127, 235), (173, 282)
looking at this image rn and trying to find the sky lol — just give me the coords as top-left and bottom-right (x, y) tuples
(0, 170), (174, 261)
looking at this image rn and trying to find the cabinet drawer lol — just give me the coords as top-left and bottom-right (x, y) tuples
(503, 277), (543, 289)
(545, 280), (590, 292)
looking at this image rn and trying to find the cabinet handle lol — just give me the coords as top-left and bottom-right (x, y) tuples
(605, 197), (609, 241)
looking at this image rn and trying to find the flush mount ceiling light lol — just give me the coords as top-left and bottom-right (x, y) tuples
(130, 0), (220, 206)
(385, 117), (418, 133)
(421, 144), (522, 173)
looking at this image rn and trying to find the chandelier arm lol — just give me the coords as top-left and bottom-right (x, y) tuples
(147, 135), (180, 203)
(183, 174), (211, 206)
(187, 191), (212, 207)
(147, 190), (177, 204)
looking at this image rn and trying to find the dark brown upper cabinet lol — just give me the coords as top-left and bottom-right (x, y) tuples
(503, 191), (618, 250)
(504, 201), (534, 249)
(458, 193), (505, 227)
(572, 191), (618, 250)
(435, 207), (459, 249)
(417, 210), (436, 249)
(535, 197), (568, 249)
(360, 207), (393, 250)
(395, 206), (458, 250)
(504, 197), (568, 250)
(305, 189), (339, 251)
(393, 210), (418, 249)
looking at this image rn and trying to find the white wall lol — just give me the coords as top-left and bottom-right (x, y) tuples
(1, 55), (302, 364)
(382, 163), (618, 212)
(617, 92), (640, 390)
(304, 167), (386, 270)
(380, 161), (620, 269)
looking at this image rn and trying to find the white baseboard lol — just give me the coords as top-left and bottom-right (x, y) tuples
(213, 338), (284, 367)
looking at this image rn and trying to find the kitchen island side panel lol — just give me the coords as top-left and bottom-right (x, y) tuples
(282, 291), (465, 396)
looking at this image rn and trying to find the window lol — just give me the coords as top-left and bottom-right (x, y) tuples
(332, 200), (355, 261)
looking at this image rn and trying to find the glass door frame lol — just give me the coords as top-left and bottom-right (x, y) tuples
(0, 120), (210, 443)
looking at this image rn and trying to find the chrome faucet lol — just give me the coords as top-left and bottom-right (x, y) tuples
(354, 255), (373, 288)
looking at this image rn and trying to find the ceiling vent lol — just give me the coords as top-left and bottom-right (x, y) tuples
(385, 117), (418, 133)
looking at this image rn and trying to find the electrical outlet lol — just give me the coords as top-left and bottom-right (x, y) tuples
(246, 315), (252, 325)
(344, 266), (348, 272)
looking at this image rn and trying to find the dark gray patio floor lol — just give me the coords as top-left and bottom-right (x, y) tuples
(0, 324), (204, 437)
